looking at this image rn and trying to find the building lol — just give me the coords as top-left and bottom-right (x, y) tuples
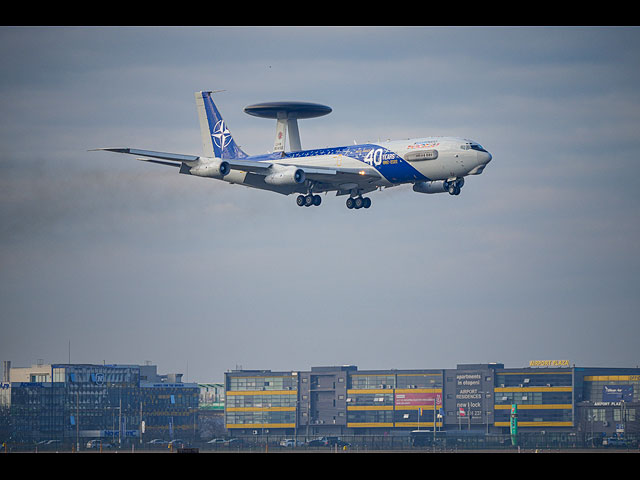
(1, 362), (199, 446)
(3, 359), (637, 448)
(198, 383), (225, 412)
(196, 383), (226, 440)
(224, 362), (640, 442)
(224, 369), (298, 434)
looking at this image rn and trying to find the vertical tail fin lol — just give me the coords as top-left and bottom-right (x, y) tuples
(195, 91), (248, 159)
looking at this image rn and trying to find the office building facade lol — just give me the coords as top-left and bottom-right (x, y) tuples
(2, 363), (199, 445)
(224, 362), (640, 440)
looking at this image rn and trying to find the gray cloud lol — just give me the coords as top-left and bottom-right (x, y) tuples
(1, 26), (639, 380)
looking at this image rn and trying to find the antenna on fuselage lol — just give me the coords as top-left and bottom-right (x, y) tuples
(243, 101), (332, 153)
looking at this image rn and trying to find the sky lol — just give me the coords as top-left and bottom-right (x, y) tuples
(1, 26), (639, 382)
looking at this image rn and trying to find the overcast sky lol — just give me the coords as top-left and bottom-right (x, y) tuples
(1, 26), (639, 382)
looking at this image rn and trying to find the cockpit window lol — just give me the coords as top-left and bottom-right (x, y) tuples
(461, 142), (487, 153)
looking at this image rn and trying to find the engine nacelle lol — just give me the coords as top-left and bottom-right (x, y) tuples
(189, 157), (230, 179)
(413, 180), (448, 194)
(264, 165), (306, 186)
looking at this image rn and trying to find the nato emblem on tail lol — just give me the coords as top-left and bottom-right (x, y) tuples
(195, 91), (248, 160)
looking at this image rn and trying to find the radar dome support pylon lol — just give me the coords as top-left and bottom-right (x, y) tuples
(243, 101), (332, 153)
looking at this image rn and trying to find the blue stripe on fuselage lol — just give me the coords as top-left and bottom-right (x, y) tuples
(284, 144), (429, 183)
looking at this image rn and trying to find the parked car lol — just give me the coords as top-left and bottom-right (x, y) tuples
(280, 438), (303, 447)
(147, 438), (169, 446)
(306, 437), (329, 447)
(208, 438), (243, 446)
(327, 437), (351, 448)
(207, 438), (226, 444)
(86, 439), (114, 449)
(603, 437), (630, 448)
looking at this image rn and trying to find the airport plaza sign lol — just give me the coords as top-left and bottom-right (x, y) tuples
(528, 360), (570, 368)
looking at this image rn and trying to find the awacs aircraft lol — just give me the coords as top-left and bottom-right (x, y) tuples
(94, 91), (492, 209)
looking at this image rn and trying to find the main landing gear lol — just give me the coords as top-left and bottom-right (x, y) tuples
(346, 196), (371, 210)
(296, 194), (322, 207)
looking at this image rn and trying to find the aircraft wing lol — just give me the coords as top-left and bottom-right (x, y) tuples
(93, 148), (382, 191)
(91, 148), (273, 174)
(92, 148), (200, 163)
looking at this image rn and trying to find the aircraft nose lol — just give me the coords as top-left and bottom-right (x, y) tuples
(481, 151), (492, 164)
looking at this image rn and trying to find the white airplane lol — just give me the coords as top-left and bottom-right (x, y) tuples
(94, 91), (492, 209)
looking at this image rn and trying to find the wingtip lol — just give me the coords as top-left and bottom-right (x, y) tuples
(89, 148), (130, 153)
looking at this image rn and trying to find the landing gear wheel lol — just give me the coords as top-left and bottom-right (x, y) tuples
(346, 196), (372, 210)
(296, 195), (306, 207)
(448, 178), (463, 196)
(304, 195), (314, 207)
(313, 195), (322, 206)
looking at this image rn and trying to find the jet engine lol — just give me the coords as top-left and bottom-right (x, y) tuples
(414, 179), (464, 195)
(264, 165), (306, 186)
(412, 180), (448, 194)
(189, 157), (230, 178)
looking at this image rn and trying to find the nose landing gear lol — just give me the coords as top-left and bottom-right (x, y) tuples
(444, 178), (464, 196)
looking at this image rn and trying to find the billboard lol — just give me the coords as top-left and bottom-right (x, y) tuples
(602, 385), (633, 402)
(456, 372), (484, 419)
(395, 391), (442, 407)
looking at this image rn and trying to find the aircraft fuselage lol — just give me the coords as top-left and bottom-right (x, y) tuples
(222, 136), (492, 196)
